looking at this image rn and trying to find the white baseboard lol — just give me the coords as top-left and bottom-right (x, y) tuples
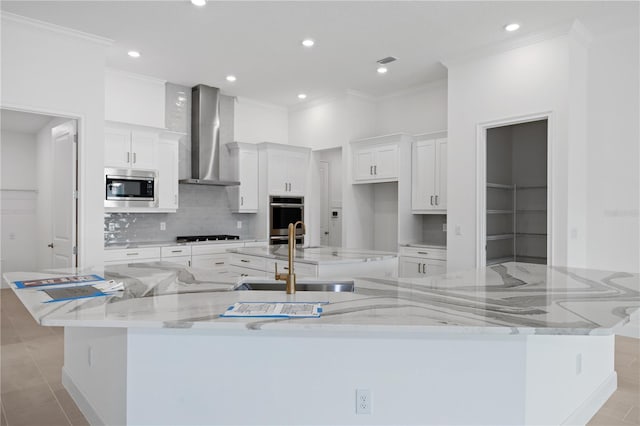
(562, 372), (617, 426)
(62, 367), (106, 426)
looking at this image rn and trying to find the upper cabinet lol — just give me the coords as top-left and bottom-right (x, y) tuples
(351, 136), (400, 183)
(157, 137), (180, 211)
(262, 144), (310, 196)
(105, 69), (166, 128)
(412, 137), (447, 213)
(226, 142), (259, 213)
(104, 127), (157, 170)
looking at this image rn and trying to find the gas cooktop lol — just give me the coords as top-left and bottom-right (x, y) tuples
(176, 235), (240, 243)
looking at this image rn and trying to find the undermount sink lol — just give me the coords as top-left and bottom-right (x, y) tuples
(233, 279), (354, 292)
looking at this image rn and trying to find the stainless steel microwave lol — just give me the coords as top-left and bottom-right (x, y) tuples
(105, 168), (158, 208)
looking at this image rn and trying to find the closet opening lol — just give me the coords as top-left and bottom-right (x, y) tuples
(485, 119), (548, 266)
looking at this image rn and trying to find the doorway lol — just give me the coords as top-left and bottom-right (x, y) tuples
(314, 147), (342, 247)
(1, 109), (78, 279)
(480, 117), (549, 266)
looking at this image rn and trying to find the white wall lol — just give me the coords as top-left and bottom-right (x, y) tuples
(1, 13), (109, 269)
(0, 130), (38, 280)
(375, 80), (448, 135)
(288, 95), (349, 149)
(446, 31), (582, 271)
(586, 26), (640, 273)
(105, 69), (166, 128)
(234, 96), (288, 144)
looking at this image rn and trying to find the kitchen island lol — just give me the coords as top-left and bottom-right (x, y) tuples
(4, 262), (639, 425)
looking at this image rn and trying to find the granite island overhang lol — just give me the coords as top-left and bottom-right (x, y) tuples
(4, 262), (639, 425)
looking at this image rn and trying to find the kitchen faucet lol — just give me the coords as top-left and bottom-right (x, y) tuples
(274, 221), (306, 294)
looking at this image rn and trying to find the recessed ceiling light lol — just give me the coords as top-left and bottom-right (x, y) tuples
(504, 23), (520, 32)
(297, 93), (307, 100)
(127, 50), (141, 58)
(226, 75), (237, 82)
(302, 39), (315, 48)
(191, 0), (206, 6)
(377, 66), (388, 74)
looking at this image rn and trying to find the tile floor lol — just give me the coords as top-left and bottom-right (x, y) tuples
(1, 288), (639, 426)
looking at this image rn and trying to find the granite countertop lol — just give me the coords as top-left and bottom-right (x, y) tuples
(104, 239), (265, 249)
(4, 262), (639, 336)
(229, 246), (398, 265)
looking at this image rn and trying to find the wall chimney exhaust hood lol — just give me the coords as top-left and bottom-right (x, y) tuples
(179, 84), (240, 186)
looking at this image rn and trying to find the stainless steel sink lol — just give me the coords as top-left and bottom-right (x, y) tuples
(233, 279), (354, 292)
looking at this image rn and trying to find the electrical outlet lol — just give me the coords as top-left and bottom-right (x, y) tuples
(237, 221), (242, 229)
(160, 222), (166, 231)
(356, 389), (372, 414)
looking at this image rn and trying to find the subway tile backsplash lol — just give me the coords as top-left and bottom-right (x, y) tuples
(104, 185), (257, 245)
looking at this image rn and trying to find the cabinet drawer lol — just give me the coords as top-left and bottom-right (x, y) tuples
(228, 265), (266, 278)
(398, 246), (446, 260)
(191, 254), (228, 269)
(161, 245), (192, 258)
(229, 254), (267, 270)
(191, 243), (243, 256)
(104, 246), (162, 262)
(399, 256), (446, 277)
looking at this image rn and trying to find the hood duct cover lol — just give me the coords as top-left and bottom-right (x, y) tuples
(179, 84), (240, 186)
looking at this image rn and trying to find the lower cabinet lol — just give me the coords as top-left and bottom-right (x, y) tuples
(398, 246), (446, 278)
(104, 247), (162, 265)
(228, 254), (319, 278)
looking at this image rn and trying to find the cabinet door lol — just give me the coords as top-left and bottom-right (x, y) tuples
(373, 144), (398, 180)
(191, 254), (228, 270)
(399, 256), (424, 278)
(238, 149), (258, 211)
(424, 259), (446, 276)
(267, 150), (290, 195)
(157, 140), (179, 210)
(435, 139), (447, 209)
(104, 127), (132, 168)
(353, 148), (375, 181)
(286, 150), (309, 196)
(412, 140), (437, 211)
(130, 131), (157, 169)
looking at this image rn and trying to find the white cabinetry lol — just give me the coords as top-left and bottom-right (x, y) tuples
(105, 69), (166, 129)
(262, 145), (310, 196)
(226, 143), (258, 213)
(104, 126), (157, 170)
(412, 138), (447, 213)
(104, 247), (162, 265)
(191, 242), (246, 270)
(161, 245), (192, 267)
(157, 138), (179, 211)
(351, 138), (399, 183)
(398, 246), (446, 278)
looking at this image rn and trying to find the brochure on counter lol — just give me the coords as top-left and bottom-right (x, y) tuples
(220, 302), (326, 318)
(40, 280), (124, 303)
(14, 274), (105, 289)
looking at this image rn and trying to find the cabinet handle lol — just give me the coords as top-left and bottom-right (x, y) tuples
(430, 195), (434, 206)
(188, 260), (191, 267)
(435, 195), (439, 206)
(422, 263), (427, 274)
(284, 182), (287, 192)
(133, 152), (137, 164)
(126, 152), (130, 163)
(417, 251), (429, 255)
(215, 262), (224, 265)
(240, 259), (250, 263)
(289, 182), (292, 191)
(126, 252), (139, 256)
(171, 250), (182, 253)
(418, 263), (421, 273)
(370, 165), (373, 175)
(241, 196), (244, 206)
(374, 165), (377, 175)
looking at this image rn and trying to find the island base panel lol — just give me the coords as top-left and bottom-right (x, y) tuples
(62, 327), (614, 425)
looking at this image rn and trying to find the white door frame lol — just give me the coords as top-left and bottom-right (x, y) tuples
(1, 103), (83, 268)
(475, 111), (554, 268)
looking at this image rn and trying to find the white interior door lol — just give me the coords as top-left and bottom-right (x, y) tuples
(51, 121), (77, 268)
(319, 161), (329, 246)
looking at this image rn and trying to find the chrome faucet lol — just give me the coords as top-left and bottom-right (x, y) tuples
(274, 221), (306, 294)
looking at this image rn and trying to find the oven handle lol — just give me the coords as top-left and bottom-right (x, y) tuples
(269, 203), (304, 207)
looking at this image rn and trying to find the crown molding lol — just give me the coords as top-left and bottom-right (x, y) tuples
(441, 19), (579, 69)
(105, 68), (167, 85)
(0, 11), (113, 46)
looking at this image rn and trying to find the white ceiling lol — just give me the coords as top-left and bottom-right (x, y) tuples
(1, 1), (638, 107)
(1, 109), (55, 134)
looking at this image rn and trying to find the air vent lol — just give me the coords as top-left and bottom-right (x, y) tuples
(376, 56), (397, 65)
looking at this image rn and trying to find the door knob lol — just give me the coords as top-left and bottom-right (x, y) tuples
(47, 243), (54, 248)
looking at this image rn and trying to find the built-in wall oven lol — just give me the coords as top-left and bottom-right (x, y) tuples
(270, 196), (304, 245)
(105, 168), (158, 208)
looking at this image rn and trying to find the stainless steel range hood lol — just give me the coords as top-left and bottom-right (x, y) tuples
(179, 84), (240, 186)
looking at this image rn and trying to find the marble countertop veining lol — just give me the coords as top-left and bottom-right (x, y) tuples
(229, 246), (398, 265)
(4, 262), (639, 336)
